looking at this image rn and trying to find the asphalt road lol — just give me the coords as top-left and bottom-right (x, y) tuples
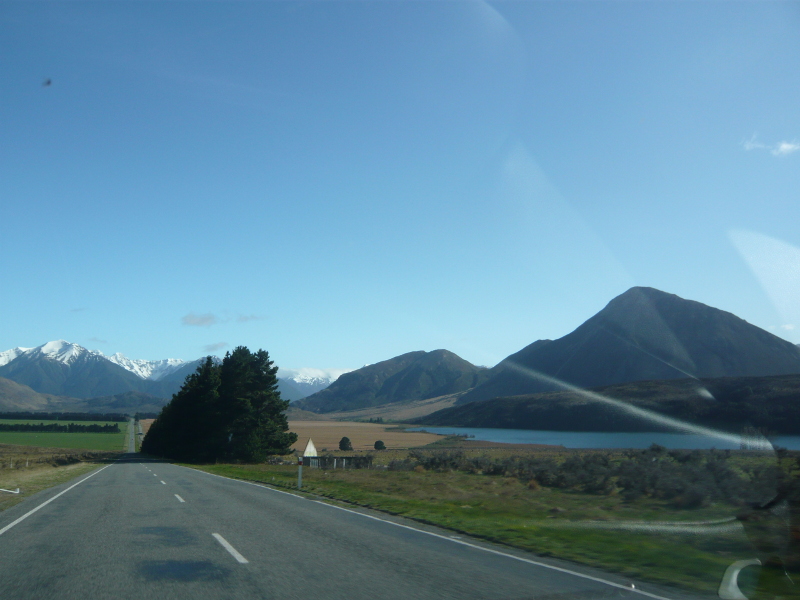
(0, 456), (707, 600)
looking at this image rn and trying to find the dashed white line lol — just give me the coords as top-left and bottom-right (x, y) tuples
(212, 533), (249, 564)
(174, 494), (185, 503)
(160, 481), (166, 485)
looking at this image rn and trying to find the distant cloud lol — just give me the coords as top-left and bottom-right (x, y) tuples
(88, 336), (107, 344)
(203, 342), (229, 352)
(782, 324), (796, 331)
(742, 135), (799, 157)
(71, 307), (87, 313)
(237, 314), (264, 323)
(182, 313), (218, 327)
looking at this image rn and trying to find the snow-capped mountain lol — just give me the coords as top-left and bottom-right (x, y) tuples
(0, 340), (350, 403)
(278, 367), (352, 397)
(105, 353), (186, 381)
(0, 341), (186, 382)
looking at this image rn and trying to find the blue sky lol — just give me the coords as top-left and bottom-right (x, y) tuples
(1, 1), (799, 370)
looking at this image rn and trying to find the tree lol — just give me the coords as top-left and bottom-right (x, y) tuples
(339, 436), (353, 451)
(141, 347), (297, 462)
(374, 440), (386, 450)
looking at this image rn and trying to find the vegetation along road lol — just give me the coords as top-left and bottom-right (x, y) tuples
(0, 453), (705, 600)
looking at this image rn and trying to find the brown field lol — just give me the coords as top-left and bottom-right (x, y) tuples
(139, 419), (155, 435)
(288, 420), (443, 452)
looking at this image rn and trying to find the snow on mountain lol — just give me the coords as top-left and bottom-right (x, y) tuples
(105, 353), (186, 381)
(0, 346), (31, 367)
(278, 367), (353, 397)
(25, 340), (104, 365)
(0, 341), (186, 381)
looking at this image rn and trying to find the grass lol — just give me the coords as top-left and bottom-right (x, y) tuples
(0, 444), (119, 512)
(0, 419), (130, 451)
(186, 458), (757, 596)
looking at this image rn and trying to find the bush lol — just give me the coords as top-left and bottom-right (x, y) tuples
(374, 440), (386, 450)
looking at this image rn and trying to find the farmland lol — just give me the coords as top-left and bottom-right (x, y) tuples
(287, 420), (443, 451)
(0, 419), (129, 451)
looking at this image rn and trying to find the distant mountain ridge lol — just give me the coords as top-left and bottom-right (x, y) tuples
(296, 349), (485, 413)
(458, 287), (800, 404)
(0, 341), (342, 408)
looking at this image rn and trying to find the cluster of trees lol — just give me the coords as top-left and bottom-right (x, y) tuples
(0, 412), (127, 422)
(389, 445), (786, 508)
(142, 347), (297, 462)
(0, 422), (120, 433)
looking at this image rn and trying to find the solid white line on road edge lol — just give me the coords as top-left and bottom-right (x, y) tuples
(212, 533), (249, 564)
(312, 501), (671, 600)
(175, 494), (185, 503)
(0, 464), (112, 538)
(161, 481), (166, 485)
(182, 466), (671, 600)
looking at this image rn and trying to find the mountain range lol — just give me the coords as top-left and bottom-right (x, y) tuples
(0, 341), (344, 409)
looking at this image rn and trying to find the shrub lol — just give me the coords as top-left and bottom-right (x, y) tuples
(374, 440), (386, 450)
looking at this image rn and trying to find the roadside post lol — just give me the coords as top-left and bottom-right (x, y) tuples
(297, 455), (303, 489)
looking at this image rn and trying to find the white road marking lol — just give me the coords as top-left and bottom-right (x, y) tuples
(313, 501), (673, 600)
(160, 481), (166, 485)
(175, 494), (185, 503)
(181, 466), (671, 600)
(0, 464), (112, 538)
(212, 533), (249, 564)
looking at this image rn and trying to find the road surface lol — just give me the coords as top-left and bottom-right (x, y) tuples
(0, 456), (707, 600)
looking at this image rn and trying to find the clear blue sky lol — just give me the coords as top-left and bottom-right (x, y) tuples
(2, 1), (799, 370)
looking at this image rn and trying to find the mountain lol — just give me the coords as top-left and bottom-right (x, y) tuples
(105, 353), (186, 381)
(0, 341), (156, 399)
(278, 368), (352, 398)
(416, 374), (800, 434)
(295, 350), (486, 413)
(458, 287), (800, 404)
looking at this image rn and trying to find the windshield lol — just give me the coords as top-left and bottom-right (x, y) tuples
(1, 2), (799, 600)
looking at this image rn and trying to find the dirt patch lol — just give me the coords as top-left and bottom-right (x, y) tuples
(289, 420), (442, 452)
(140, 419), (155, 435)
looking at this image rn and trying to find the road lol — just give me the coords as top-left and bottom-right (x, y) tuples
(0, 456), (706, 600)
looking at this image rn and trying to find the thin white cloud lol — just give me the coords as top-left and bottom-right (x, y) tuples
(742, 134), (799, 157)
(88, 336), (107, 344)
(781, 324), (796, 331)
(203, 342), (229, 352)
(772, 142), (800, 157)
(182, 313), (218, 327)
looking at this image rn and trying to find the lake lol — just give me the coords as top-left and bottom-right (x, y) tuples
(407, 426), (800, 450)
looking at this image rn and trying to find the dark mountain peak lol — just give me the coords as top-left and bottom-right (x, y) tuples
(296, 349), (483, 413)
(459, 287), (800, 404)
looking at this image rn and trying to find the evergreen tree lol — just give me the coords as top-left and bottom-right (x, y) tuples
(141, 348), (297, 462)
(339, 436), (353, 451)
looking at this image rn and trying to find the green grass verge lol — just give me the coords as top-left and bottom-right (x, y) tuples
(188, 462), (755, 595)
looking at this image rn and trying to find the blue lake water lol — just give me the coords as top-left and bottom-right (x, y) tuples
(407, 427), (800, 450)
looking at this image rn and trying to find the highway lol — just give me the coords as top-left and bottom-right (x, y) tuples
(0, 456), (706, 600)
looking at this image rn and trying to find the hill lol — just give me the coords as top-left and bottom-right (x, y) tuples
(459, 287), (800, 404)
(296, 350), (485, 413)
(417, 374), (800, 434)
(0, 377), (80, 412)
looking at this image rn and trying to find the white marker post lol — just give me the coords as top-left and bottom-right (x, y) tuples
(297, 455), (303, 489)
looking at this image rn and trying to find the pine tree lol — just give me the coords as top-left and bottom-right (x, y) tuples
(141, 347), (297, 462)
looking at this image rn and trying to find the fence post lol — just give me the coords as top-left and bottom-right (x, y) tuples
(297, 456), (303, 489)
